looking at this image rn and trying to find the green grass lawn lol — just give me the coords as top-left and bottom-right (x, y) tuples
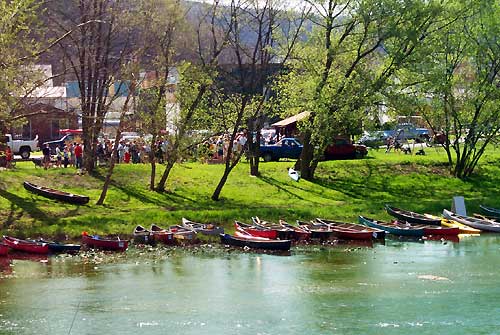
(1, 145), (500, 239)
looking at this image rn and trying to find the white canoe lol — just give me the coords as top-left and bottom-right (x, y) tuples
(443, 209), (500, 232)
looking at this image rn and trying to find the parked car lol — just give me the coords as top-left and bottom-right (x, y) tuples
(385, 123), (430, 142)
(43, 134), (76, 154)
(324, 138), (368, 160)
(358, 131), (387, 148)
(3, 134), (39, 159)
(260, 137), (302, 162)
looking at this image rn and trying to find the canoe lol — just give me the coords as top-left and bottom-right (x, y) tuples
(316, 218), (386, 240)
(473, 213), (500, 223)
(443, 209), (500, 233)
(279, 220), (311, 241)
(235, 221), (278, 239)
(181, 218), (224, 236)
(358, 216), (425, 237)
(2, 236), (49, 254)
(313, 219), (374, 240)
(288, 168), (300, 182)
(421, 224), (460, 236)
(81, 233), (128, 251)
(0, 243), (9, 256)
(23, 181), (89, 205)
(39, 240), (81, 253)
(479, 205), (500, 218)
(424, 214), (480, 234)
(133, 225), (151, 244)
(252, 217), (294, 240)
(169, 225), (197, 240)
(220, 233), (291, 251)
(150, 224), (174, 244)
(297, 220), (334, 241)
(385, 205), (441, 225)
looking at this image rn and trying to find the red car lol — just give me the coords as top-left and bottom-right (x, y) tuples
(324, 138), (368, 160)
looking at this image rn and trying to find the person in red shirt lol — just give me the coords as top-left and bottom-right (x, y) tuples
(5, 146), (13, 169)
(74, 143), (83, 169)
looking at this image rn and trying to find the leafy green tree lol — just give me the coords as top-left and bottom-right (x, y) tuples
(0, 0), (43, 133)
(277, 0), (445, 180)
(397, 0), (500, 178)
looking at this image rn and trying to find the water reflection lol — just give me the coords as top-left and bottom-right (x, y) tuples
(1, 235), (500, 334)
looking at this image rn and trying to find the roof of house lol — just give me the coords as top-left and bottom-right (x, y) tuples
(271, 111), (310, 128)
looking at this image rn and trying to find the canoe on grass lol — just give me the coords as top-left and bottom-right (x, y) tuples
(181, 218), (224, 236)
(2, 236), (49, 254)
(0, 243), (9, 256)
(235, 221), (278, 239)
(23, 181), (89, 205)
(297, 220), (334, 241)
(252, 217), (294, 240)
(150, 224), (174, 244)
(424, 214), (481, 234)
(133, 225), (152, 244)
(443, 209), (500, 233)
(39, 240), (81, 253)
(479, 205), (500, 218)
(316, 218), (386, 240)
(385, 205), (441, 225)
(81, 232), (128, 252)
(279, 220), (311, 241)
(220, 232), (291, 251)
(169, 225), (197, 240)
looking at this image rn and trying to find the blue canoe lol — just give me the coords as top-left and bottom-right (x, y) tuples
(358, 216), (425, 237)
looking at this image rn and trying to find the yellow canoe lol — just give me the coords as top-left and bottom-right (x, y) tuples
(424, 214), (481, 234)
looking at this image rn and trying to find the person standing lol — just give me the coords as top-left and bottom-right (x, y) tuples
(74, 143), (83, 169)
(69, 143), (75, 167)
(42, 144), (51, 170)
(63, 145), (70, 168)
(55, 146), (63, 168)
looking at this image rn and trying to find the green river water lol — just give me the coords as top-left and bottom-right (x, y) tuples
(1, 235), (499, 335)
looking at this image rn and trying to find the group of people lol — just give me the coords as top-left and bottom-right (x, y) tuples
(94, 137), (170, 165)
(42, 142), (83, 170)
(198, 132), (248, 163)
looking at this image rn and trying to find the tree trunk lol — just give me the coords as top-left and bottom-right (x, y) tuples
(248, 129), (261, 176)
(96, 148), (117, 205)
(296, 129), (315, 180)
(211, 167), (232, 201)
(156, 157), (176, 192)
(149, 133), (157, 190)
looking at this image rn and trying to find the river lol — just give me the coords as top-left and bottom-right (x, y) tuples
(1, 235), (499, 335)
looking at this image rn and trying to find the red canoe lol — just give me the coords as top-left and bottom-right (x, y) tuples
(2, 236), (49, 254)
(150, 224), (175, 244)
(0, 243), (9, 256)
(279, 220), (311, 241)
(235, 221), (278, 239)
(81, 232), (128, 252)
(422, 225), (460, 236)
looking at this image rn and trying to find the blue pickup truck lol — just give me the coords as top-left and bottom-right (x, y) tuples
(385, 123), (430, 142)
(260, 138), (303, 162)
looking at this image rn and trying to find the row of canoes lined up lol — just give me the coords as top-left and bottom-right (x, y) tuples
(3, 204), (500, 255)
(0, 234), (129, 255)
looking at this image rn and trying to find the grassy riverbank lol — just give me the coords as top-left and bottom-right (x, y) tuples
(1, 146), (500, 239)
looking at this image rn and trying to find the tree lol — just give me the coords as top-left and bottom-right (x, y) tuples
(398, 0), (500, 178)
(207, 0), (310, 200)
(154, 0), (235, 192)
(0, 0), (44, 132)
(49, 0), (137, 173)
(277, 0), (445, 180)
(133, 0), (186, 190)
